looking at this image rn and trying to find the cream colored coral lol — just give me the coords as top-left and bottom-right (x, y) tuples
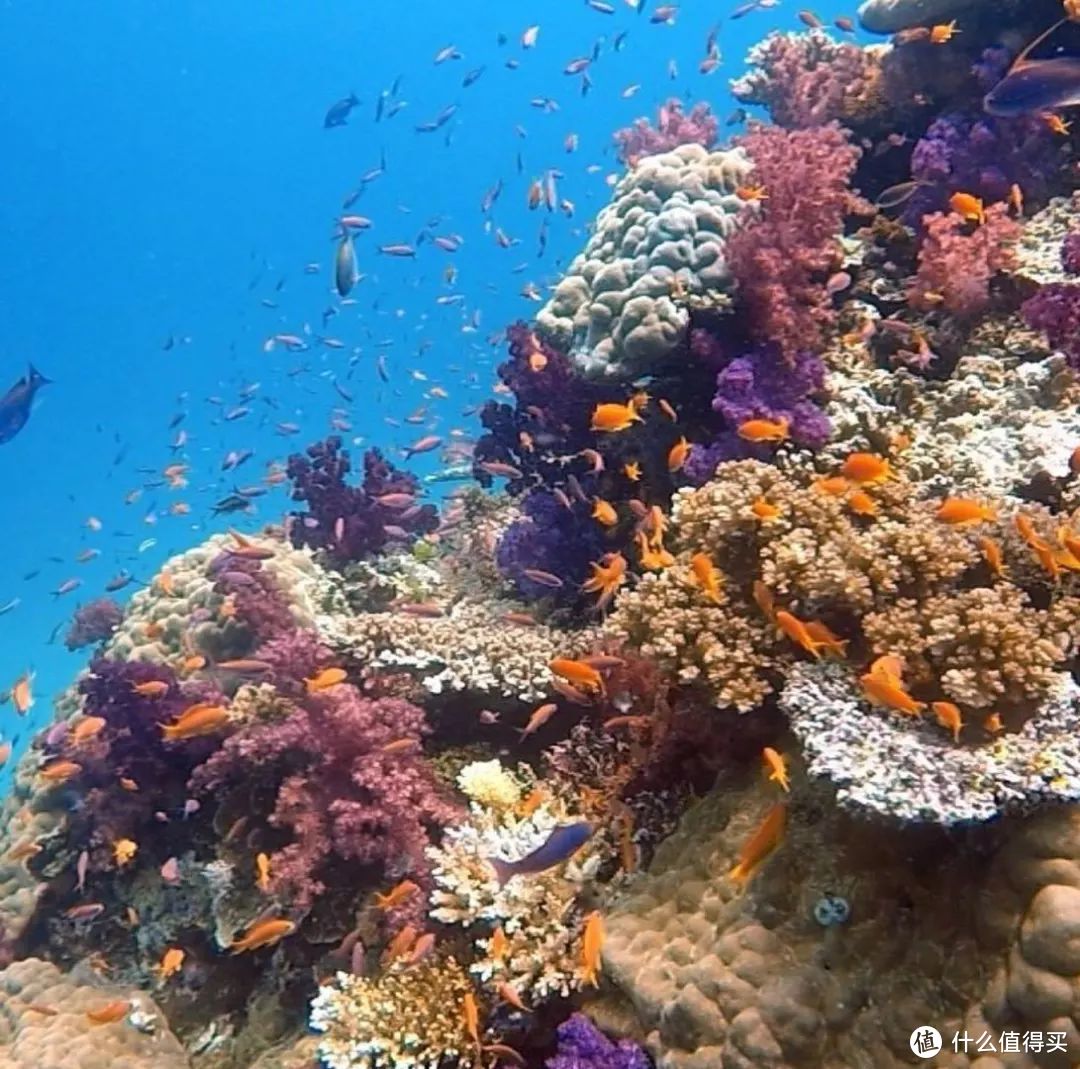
(105, 533), (321, 665)
(310, 956), (479, 1069)
(604, 568), (776, 711)
(319, 599), (596, 703)
(0, 957), (188, 1069)
(428, 800), (600, 1001)
(456, 761), (522, 812)
(863, 586), (1075, 708)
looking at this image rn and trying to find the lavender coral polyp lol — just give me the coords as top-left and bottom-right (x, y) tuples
(1022, 283), (1080, 370)
(546, 1014), (652, 1069)
(613, 98), (717, 164)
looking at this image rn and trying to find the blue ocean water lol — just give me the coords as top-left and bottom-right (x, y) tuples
(0, 0), (860, 768)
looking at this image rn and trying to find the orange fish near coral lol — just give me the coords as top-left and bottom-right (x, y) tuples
(38, 760), (82, 784)
(69, 716), (107, 746)
(255, 852), (271, 893)
(846, 489), (877, 517)
(375, 879), (419, 912)
(859, 671), (926, 717)
(520, 702), (559, 738)
(10, 673), (33, 716)
(839, 452), (892, 484)
(463, 992), (482, 1059)
(929, 18), (959, 43)
(591, 499), (618, 527)
(667, 436), (691, 472)
(156, 947), (185, 981)
(949, 190), (984, 223)
(762, 747), (790, 792)
(229, 918), (296, 954)
(737, 416), (789, 444)
(86, 1000), (130, 1025)
(931, 701), (964, 743)
(688, 551), (724, 605)
(161, 704), (230, 742)
(729, 803), (786, 885)
(751, 498), (781, 522)
(580, 552), (627, 610)
(803, 621), (848, 658)
(590, 403), (642, 433)
(775, 611), (826, 659)
(549, 658), (604, 694)
(305, 667), (347, 693)
(978, 536), (1007, 577)
(579, 911), (605, 987)
(936, 498), (996, 525)
(131, 680), (169, 698)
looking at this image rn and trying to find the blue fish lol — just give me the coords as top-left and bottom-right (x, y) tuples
(488, 821), (593, 885)
(984, 19), (1080, 117)
(324, 92), (360, 128)
(0, 365), (49, 444)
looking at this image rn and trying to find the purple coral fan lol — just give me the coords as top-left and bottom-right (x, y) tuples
(64, 598), (123, 651)
(613, 99), (717, 164)
(546, 1014), (652, 1069)
(731, 30), (882, 130)
(906, 111), (1057, 223)
(727, 123), (861, 361)
(190, 629), (459, 916)
(286, 436), (438, 566)
(908, 202), (1020, 317)
(1022, 283), (1080, 370)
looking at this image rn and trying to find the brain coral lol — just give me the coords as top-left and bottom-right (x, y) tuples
(600, 774), (1080, 1068)
(0, 957), (188, 1069)
(536, 143), (753, 379)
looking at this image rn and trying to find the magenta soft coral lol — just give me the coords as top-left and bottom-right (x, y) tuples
(190, 630), (459, 916)
(613, 98), (718, 165)
(727, 123), (861, 360)
(908, 202), (1020, 317)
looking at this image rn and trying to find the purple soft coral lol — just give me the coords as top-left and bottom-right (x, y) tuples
(64, 598), (124, 651)
(614, 99), (717, 164)
(547, 1014), (652, 1069)
(286, 437), (437, 566)
(1022, 283), (1080, 370)
(190, 629), (459, 916)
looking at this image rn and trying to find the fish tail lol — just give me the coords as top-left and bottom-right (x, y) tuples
(488, 857), (514, 886)
(160, 723), (177, 741)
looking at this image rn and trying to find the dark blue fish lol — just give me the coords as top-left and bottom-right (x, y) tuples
(984, 19), (1080, 116)
(0, 365), (49, 444)
(324, 92), (360, 128)
(488, 821), (593, 885)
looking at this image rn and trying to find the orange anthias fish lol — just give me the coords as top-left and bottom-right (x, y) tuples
(729, 803), (786, 885)
(978, 536), (1007, 577)
(10, 673), (33, 716)
(375, 879), (419, 911)
(929, 18), (959, 43)
(859, 671), (926, 717)
(255, 852), (272, 893)
(579, 911), (605, 987)
(86, 999), (130, 1025)
(846, 489), (877, 517)
(156, 947), (185, 981)
(931, 701), (964, 743)
(688, 551), (724, 605)
(948, 190), (984, 224)
(549, 658), (604, 694)
(775, 611), (827, 659)
(936, 498), (997, 525)
(751, 497), (781, 522)
(667, 436), (691, 472)
(762, 747), (790, 792)
(113, 838), (138, 867)
(305, 667), (348, 692)
(839, 452), (892, 484)
(161, 703), (230, 742)
(590, 402), (642, 433)
(803, 621), (848, 658)
(737, 416), (789, 444)
(591, 499), (618, 527)
(230, 918), (296, 954)
(520, 702), (559, 738)
(580, 552), (627, 610)
(463, 992), (482, 1059)
(69, 716), (107, 746)
(131, 680), (170, 698)
(38, 760), (83, 784)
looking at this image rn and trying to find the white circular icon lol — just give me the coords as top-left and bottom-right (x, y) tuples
(910, 1026), (943, 1059)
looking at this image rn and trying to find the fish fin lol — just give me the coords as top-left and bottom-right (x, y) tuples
(488, 857), (513, 886)
(1012, 17), (1068, 70)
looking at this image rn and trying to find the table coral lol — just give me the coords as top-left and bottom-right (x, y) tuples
(318, 598), (596, 703)
(537, 144), (752, 379)
(782, 662), (1080, 823)
(310, 955), (480, 1069)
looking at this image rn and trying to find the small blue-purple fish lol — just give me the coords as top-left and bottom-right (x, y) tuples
(984, 19), (1080, 117)
(488, 821), (593, 885)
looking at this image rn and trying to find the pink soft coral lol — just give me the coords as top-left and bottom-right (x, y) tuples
(908, 202), (1020, 317)
(727, 122), (861, 360)
(190, 630), (459, 916)
(614, 98), (718, 165)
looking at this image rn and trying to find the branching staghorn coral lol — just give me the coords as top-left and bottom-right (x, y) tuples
(310, 954), (481, 1069)
(428, 778), (602, 1002)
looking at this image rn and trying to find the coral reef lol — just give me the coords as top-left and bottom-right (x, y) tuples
(547, 1014), (651, 1069)
(537, 144), (752, 379)
(614, 99), (718, 165)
